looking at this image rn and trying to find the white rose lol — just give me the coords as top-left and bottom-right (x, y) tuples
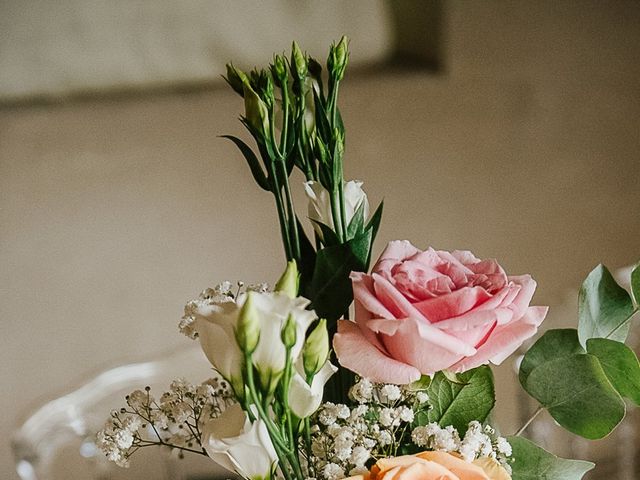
(201, 403), (278, 480)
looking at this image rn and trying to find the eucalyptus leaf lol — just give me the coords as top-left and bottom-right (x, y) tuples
(220, 135), (270, 191)
(586, 337), (640, 406)
(524, 353), (625, 439)
(578, 264), (634, 346)
(508, 436), (594, 480)
(309, 229), (371, 321)
(631, 262), (640, 307)
(424, 366), (495, 435)
(519, 329), (584, 387)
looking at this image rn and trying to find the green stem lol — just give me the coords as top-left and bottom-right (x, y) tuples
(515, 405), (544, 436)
(277, 158), (300, 261)
(280, 86), (290, 154)
(330, 189), (345, 242)
(267, 161), (293, 260)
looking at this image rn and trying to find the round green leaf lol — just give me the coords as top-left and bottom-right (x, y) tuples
(586, 337), (640, 406)
(525, 353), (625, 439)
(578, 264), (634, 346)
(519, 329), (584, 387)
(508, 436), (594, 480)
(425, 366), (495, 435)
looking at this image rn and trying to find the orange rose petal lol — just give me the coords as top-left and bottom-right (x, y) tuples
(472, 458), (512, 480)
(401, 461), (461, 480)
(417, 451), (489, 480)
(375, 455), (431, 472)
(380, 465), (403, 480)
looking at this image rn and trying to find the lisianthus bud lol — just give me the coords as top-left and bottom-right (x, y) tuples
(281, 313), (297, 349)
(291, 41), (308, 82)
(243, 83), (271, 138)
(328, 36), (349, 82)
(225, 63), (248, 97)
(275, 260), (299, 298)
(235, 292), (260, 354)
(303, 319), (330, 377)
(270, 54), (287, 86)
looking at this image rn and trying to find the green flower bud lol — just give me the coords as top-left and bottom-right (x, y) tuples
(275, 260), (299, 298)
(281, 313), (297, 349)
(271, 54), (288, 86)
(303, 319), (330, 377)
(291, 41), (308, 81)
(243, 83), (271, 138)
(225, 63), (248, 97)
(328, 36), (349, 82)
(235, 292), (261, 354)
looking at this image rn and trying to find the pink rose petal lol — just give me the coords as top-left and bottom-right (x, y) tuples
(333, 320), (421, 384)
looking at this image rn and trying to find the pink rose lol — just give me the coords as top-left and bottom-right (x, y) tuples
(334, 240), (548, 383)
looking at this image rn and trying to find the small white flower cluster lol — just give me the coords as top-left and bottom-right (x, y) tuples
(96, 376), (235, 467)
(412, 420), (512, 471)
(179, 281), (268, 339)
(309, 378), (432, 479)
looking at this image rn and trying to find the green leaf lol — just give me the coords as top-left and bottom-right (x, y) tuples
(220, 135), (270, 191)
(519, 329), (584, 387)
(424, 366), (495, 435)
(346, 200), (366, 240)
(578, 264), (634, 346)
(406, 375), (431, 391)
(296, 217), (316, 299)
(508, 436), (594, 480)
(363, 201), (383, 268)
(311, 220), (340, 247)
(586, 337), (640, 406)
(524, 353), (625, 439)
(309, 229), (372, 321)
(631, 262), (640, 307)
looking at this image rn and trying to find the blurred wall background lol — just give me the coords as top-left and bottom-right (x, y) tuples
(1, 1), (639, 479)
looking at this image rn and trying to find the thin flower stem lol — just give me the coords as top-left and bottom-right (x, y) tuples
(515, 405), (544, 436)
(136, 440), (207, 457)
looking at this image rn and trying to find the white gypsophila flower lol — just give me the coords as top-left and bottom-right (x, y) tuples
(322, 463), (345, 480)
(318, 403), (338, 426)
(304, 180), (369, 241)
(126, 390), (149, 410)
(497, 437), (512, 456)
(349, 378), (373, 403)
(434, 425), (461, 451)
(246, 282), (269, 293)
(180, 282), (235, 339)
(349, 446), (370, 468)
(416, 392), (429, 404)
(336, 404), (351, 420)
(377, 430), (392, 446)
(378, 407), (397, 428)
(380, 384), (401, 402)
(398, 406), (414, 423)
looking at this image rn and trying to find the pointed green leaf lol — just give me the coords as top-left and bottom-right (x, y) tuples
(221, 135), (270, 191)
(309, 229), (371, 321)
(524, 353), (625, 439)
(364, 200), (383, 268)
(424, 366), (495, 435)
(586, 337), (640, 406)
(508, 436), (594, 480)
(631, 263), (640, 307)
(311, 219), (340, 247)
(519, 329), (584, 387)
(346, 200), (366, 240)
(578, 264), (634, 346)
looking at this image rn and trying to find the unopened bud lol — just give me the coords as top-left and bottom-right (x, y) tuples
(303, 319), (329, 377)
(275, 260), (299, 298)
(291, 41), (308, 81)
(235, 292), (260, 354)
(225, 63), (248, 97)
(328, 36), (349, 82)
(271, 54), (288, 86)
(243, 83), (271, 137)
(281, 313), (297, 349)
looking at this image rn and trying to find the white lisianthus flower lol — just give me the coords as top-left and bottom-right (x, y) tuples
(249, 292), (317, 392)
(193, 298), (244, 395)
(288, 359), (338, 418)
(304, 180), (369, 241)
(201, 403), (277, 480)
(194, 289), (316, 395)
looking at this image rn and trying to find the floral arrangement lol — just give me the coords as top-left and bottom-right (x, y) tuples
(97, 38), (640, 480)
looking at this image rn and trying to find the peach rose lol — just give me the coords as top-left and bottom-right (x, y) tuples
(334, 240), (548, 383)
(344, 451), (511, 480)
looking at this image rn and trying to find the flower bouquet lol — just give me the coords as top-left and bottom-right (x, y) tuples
(97, 38), (640, 480)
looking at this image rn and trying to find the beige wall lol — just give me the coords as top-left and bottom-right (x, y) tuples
(2, 1), (640, 478)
